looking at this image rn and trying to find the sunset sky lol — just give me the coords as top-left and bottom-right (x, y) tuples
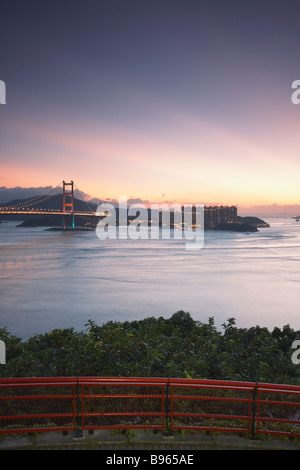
(1, 0), (300, 210)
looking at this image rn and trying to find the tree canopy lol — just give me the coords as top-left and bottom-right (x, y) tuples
(1, 311), (300, 384)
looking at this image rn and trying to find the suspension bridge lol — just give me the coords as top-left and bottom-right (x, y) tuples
(0, 180), (101, 230)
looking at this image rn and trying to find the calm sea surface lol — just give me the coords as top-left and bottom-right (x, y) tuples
(0, 218), (300, 339)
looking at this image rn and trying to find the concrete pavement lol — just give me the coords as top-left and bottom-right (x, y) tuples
(1, 429), (300, 450)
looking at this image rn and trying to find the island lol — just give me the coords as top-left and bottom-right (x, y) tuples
(212, 216), (270, 232)
(204, 207), (269, 232)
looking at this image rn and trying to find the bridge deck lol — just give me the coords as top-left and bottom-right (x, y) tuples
(0, 211), (98, 216)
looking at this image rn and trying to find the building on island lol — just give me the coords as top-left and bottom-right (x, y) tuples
(204, 206), (237, 228)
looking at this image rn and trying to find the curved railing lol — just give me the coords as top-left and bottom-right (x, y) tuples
(1, 377), (300, 438)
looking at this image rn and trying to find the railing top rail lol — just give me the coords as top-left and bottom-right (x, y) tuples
(168, 378), (256, 388)
(78, 376), (169, 383)
(0, 377), (77, 385)
(257, 382), (300, 393)
(1, 377), (300, 393)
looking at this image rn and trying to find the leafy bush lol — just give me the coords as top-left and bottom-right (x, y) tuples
(1, 312), (300, 384)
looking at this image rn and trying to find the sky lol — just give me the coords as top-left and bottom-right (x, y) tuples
(1, 0), (300, 213)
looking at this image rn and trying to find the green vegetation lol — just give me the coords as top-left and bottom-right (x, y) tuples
(1, 311), (300, 384)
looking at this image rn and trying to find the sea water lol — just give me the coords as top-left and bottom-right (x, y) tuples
(0, 218), (299, 339)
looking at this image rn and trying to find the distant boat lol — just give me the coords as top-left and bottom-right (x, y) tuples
(292, 216), (300, 221)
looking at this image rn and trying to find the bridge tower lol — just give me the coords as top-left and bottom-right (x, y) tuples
(62, 180), (75, 230)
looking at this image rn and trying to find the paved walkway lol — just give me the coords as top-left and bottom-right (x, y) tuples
(1, 429), (300, 450)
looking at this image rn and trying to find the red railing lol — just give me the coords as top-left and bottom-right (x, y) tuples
(1, 377), (300, 438)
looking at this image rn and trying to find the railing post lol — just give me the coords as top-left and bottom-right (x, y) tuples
(73, 377), (83, 438)
(164, 378), (171, 435)
(250, 382), (258, 440)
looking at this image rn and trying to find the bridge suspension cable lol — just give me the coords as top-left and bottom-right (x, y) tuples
(73, 183), (99, 214)
(1, 182), (63, 211)
(0, 181), (101, 222)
